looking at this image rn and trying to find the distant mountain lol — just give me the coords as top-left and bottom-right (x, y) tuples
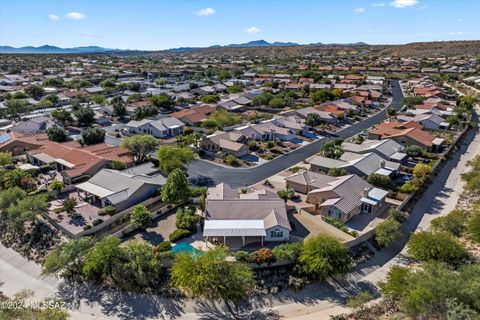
(0, 45), (129, 54)
(0, 40), (369, 54)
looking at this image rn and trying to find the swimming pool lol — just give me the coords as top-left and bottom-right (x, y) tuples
(171, 242), (203, 256)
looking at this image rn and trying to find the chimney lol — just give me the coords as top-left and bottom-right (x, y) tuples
(380, 160), (385, 168)
(363, 187), (370, 197)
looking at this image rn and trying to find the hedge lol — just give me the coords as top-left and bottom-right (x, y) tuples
(169, 229), (192, 242)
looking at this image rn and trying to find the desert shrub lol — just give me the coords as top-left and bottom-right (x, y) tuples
(169, 228), (192, 242)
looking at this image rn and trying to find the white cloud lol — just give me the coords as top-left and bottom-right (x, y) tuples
(448, 31), (470, 35)
(372, 2), (385, 7)
(48, 14), (59, 21)
(390, 0), (418, 8)
(393, 0), (418, 7)
(354, 7), (365, 13)
(65, 12), (86, 20)
(245, 26), (260, 34)
(196, 8), (215, 16)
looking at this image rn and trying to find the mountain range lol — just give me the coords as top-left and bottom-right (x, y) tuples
(0, 40), (368, 54)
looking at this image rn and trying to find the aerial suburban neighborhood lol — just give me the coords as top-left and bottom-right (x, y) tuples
(1, 1), (480, 320)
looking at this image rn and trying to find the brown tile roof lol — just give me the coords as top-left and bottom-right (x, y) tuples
(369, 121), (435, 147)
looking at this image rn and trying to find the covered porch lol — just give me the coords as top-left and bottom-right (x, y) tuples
(75, 181), (113, 208)
(203, 219), (267, 249)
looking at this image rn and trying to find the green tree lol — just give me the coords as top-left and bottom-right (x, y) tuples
(130, 204), (153, 229)
(386, 107), (397, 118)
(161, 169), (190, 204)
(156, 145), (196, 174)
(0, 151), (13, 166)
(200, 94), (220, 104)
(109, 160), (127, 170)
(81, 127), (105, 145)
(277, 187), (295, 202)
(47, 127), (68, 143)
(320, 139), (344, 159)
(268, 97), (285, 108)
(0, 187), (26, 210)
(150, 93), (174, 111)
(312, 89), (336, 103)
(380, 263), (480, 319)
(405, 145), (424, 158)
(375, 219), (402, 247)
(171, 247), (254, 315)
(74, 106), (95, 126)
(112, 101), (127, 118)
(51, 109), (73, 125)
(62, 197), (77, 214)
(298, 234), (351, 280)
(413, 163), (432, 182)
(6, 195), (48, 233)
(401, 96), (424, 108)
(430, 209), (467, 237)
(407, 231), (468, 266)
(224, 154), (238, 166)
(48, 180), (64, 192)
(132, 105), (159, 120)
(175, 206), (198, 231)
(305, 113), (323, 126)
(43, 237), (95, 276)
(24, 84), (45, 99)
(82, 237), (123, 282)
(99, 78), (116, 88)
(367, 173), (391, 189)
(121, 134), (158, 163)
(227, 84), (244, 94)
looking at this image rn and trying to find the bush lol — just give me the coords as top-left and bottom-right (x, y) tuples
(327, 167), (348, 177)
(83, 225), (92, 230)
(407, 231), (469, 266)
(277, 187), (295, 202)
(92, 218), (104, 226)
(104, 205), (116, 216)
(224, 154), (238, 166)
(430, 209), (467, 236)
(272, 242), (302, 261)
(322, 216), (358, 237)
(169, 228), (192, 242)
(375, 219), (402, 247)
(157, 241), (172, 252)
(175, 206), (198, 232)
(249, 248), (276, 265)
(467, 210), (480, 243)
(367, 174), (391, 189)
(389, 208), (407, 223)
(234, 250), (250, 262)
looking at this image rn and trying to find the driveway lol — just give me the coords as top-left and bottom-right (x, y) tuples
(187, 80), (405, 187)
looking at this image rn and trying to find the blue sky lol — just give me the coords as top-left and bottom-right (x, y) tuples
(1, 0), (479, 50)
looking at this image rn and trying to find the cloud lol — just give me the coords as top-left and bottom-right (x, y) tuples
(196, 8), (215, 16)
(448, 31), (471, 35)
(48, 14), (59, 21)
(372, 2), (385, 7)
(354, 7), (365, 13)
(245, 26), (260, 34)
(390, 0), (418, 8)
(65, 12), (86, 20)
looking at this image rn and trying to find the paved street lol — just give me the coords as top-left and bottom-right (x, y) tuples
(6, 82), (476, 320)
(187, 80), (404, 187)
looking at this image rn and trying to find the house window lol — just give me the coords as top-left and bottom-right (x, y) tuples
(270, 229), (284, 238)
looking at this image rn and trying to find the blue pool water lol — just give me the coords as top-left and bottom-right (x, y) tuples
(171, 242), (202, 256)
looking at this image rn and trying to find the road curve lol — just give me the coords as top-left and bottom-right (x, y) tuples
(187, 80), (404, 187)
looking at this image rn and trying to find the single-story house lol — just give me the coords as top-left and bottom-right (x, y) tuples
(126, 117), (185, 138)
(200, 131), (249, 157)
(368, 121), (444, 151)
(310, 152), (400, 177)
(304, 173), (389, 222)
(76, 162), (165, 212)
(341, 139), (407, 163)
(397, 113), (449, 130)
(203, 183), (291, 247)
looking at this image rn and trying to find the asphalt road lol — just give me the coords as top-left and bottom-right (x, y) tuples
(187, 79), (404, 187)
